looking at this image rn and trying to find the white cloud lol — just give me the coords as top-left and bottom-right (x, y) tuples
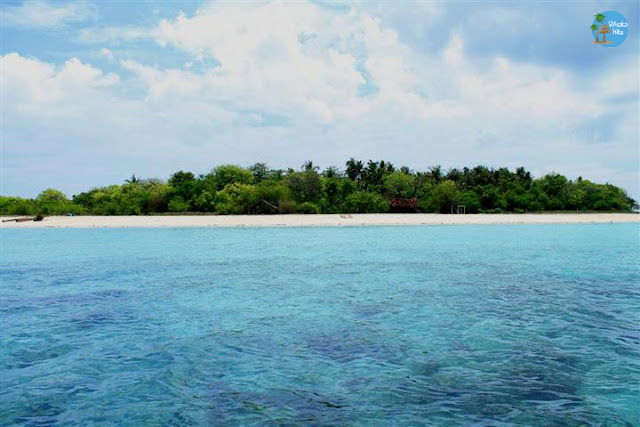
(77, 26), (149, 44)
(120, 59), (204, 102)
(69, 3), (613, 125)
(3, 53), (118, 114)
(2, 0), (95, 29)
(148, 3), (373, 123)
(124, 2), (613, 127)
(99, 47), (114, 60)
(444, 32), (464, 66)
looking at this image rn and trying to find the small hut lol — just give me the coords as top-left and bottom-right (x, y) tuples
(598, 24), (610, 43)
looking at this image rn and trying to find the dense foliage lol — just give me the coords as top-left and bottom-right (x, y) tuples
(1, 161), (636, 215)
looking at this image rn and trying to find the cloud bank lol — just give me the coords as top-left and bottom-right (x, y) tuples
(2, 0), (95, 29)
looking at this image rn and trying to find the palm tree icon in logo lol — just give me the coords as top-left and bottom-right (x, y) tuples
(592, 13), (611, 44)
(591, 23), (599, 42)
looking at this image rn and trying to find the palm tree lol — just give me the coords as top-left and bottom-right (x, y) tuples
(429, 165), (442, 184)
(323, 166), (340, 178)
(594, 13), (606, 43)
(515, 166), (532, 187)
(345, 158), (363, 181)
(591, 23), (599, 43)
(125, 174), (139, 184)
(363, 160), (387, 189)
(446, 168), (461, 183)
(302, 161), (319, 172)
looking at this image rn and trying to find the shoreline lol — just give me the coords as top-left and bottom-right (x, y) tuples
(2, 213), (639, 228)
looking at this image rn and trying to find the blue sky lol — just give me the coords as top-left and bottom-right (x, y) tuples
(2, 1), (639, 198)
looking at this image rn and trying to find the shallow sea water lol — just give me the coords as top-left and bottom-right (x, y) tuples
(1, 224), (639, 426)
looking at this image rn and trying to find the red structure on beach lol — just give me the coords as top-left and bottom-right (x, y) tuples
(391, 198), (418, 212)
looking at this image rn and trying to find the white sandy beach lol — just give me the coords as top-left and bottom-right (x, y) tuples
(2, 213), (638, 228)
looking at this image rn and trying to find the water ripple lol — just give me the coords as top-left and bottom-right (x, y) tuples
(1, 224), (639, 425)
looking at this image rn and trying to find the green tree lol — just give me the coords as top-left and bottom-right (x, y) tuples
(117, 183), (151, 215)
(214, 183), (258, 214)
(36, 189), (83, 215)
(535, 173), (569, 210)
(249, 163), (269, 183)
(192, 191), (216, 212)
(37, 189), (68, 203)
(147, 183), (171, 213)
(431, 181), (460, 213)
(459, 190), (481, 213)
(360, 160), (391, 192)
(302, 160), (319, 172)
(515, 166), (532, 188)
(322, 176), (341, 212)
(125, 174), (139, 184)
(322, 166), (340, 178)
(254, 183), (291, 214)
(429, 165), (443, 184)
(168, 171), (198, 209)
(211, 165), (254, 190)
(566, 182), (587, 210)
(479, 186), (507, 211)
(285, 170), (322, 202)
(345, 158), (364, 182)
(383, 171), (416, 198)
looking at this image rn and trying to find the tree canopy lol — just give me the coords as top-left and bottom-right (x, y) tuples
(1, 160), (636, 216)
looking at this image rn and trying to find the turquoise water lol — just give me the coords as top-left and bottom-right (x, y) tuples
(1, 224), (639, 425)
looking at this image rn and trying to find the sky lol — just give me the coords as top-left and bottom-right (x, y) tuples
(2, 0), (639, 199)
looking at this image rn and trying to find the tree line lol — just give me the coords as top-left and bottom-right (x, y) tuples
(1, 160), (636, 216)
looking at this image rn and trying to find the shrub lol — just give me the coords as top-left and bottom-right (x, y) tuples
(213, 183), (258, 214)
(417, 197), (434, 213)
(295, 202), (320, 214)
(344, 191), (389, 213)
(278, 199), (296, 214)
(459, 190), (481, 214)
(168, 196), (190, 213)
(0, 197), (37, 215)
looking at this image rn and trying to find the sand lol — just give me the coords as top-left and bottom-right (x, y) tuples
(2, 213), (639, 228)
